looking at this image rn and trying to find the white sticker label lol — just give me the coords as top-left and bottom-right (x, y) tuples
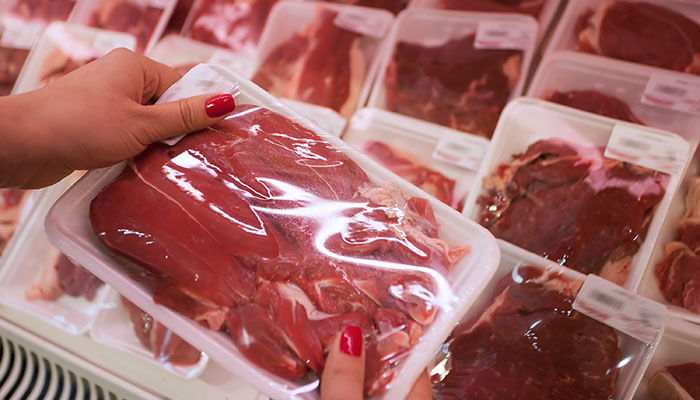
(573, 275), (666, 344)
(641, 73), (700, 115)
(475, 20), (536, 50)
(604, 124), (689, 175)
(92, 33), (135, 56)
(333, 9), (390, 38)
(432, 132), (488, 171)
(0, 15), (44, 49)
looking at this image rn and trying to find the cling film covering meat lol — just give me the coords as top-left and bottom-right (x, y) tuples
(544, 90), (644, 125)
(89, 103), (470, 395)
(25, 252), (104, 302)
(430, 265), (621, 400)
(0, 46), (29, 95)
(649, 362), (700, 400)
(477, 138), (668, 285)
(0, 189), (29, 253)
(10, 0), (76, 23)
(87, 0), (164, 52)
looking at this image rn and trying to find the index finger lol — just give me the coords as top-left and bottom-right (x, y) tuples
(321, 326), (366, 400)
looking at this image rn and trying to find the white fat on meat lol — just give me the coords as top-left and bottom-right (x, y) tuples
(502, 54), (522, 91)
(577, 0), (613, 53)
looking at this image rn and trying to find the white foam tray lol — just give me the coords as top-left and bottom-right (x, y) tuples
(462, 98), (691, 291)
(45, 64), (500, 400)
(90, 288), (209, 380)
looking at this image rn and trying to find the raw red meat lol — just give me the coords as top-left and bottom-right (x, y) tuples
(545, 90), (644, 124)
(26, 253), (105, 302)
(165, 0), (194, 33)
(88, 0), (164, 52)
(39, 50), (95, 87)
(121, 296), (202, 366)
(384, 34), (522, 138)
(576, 1), (700, 74)
(431, 266), (620, 400)
(364, 141), (455, 206)
(321, 0), (408, 14)
(10, 0), (76, 22)
(252, 8), (366, 118)
(0, 47), (29, 96)
(0, 189), (27, 253)
(438, 0), (544, 17)
(90, 105), (469, 395)
(656, 177), (700, 314)
(187, 0), (279, 53)
(478, 138), (668, 285)
(649, 362), (700, 400)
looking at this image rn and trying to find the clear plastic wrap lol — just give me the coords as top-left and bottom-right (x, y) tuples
(430, 241), (662, 400)
(546, 0), (700, 75)
(463, 98), (690, 290)
(46, 64), (500, 400)
(252, 1), (392, 119)
(367, 9), (537, 139)
(5, 0), (77, 23)
(0, 15), (39, 95)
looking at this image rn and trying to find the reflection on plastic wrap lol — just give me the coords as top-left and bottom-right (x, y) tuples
(656, 177), (700, 314)
(431, 265), (621, 400)
(121, 296), (202, 366)
(477, 138), (668, 285)
(89, 104), (469, 395)
(10, 0), (76, 23)
(576, 2), (700, 74)
(88, 0), (163, 52)
(0, 46), (29, 95)
(26, 253), (105, 302)
(0, 189), (28, 253)
(545, 90), (644, 125)
(384, 33), (521, 138)
(437, 0), (544, 17)
(364, 141), (456, 207)
(321, 0), (408, 14)
(252, 8), (368, 118)
(649, 362), (700, 400)
(187, 0), (279, 53)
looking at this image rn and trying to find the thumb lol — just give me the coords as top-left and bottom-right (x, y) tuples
(141, 93), (235, 142)
(321, 326), (365, 400)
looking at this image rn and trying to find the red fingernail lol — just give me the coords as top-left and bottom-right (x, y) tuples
(340, 325), (362, 357)
(205, 94), (235, 118)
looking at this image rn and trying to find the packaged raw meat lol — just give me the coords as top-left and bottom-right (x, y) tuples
(431, 241), (661, 400)
(45, 64), (500, 400)
(182, 0), (281, 54)
(280, 98), (347, 137)
(69, 0), (176, 53)
(0, 178), (108, 335)
(342, 108), (485, 210)
(11, 22), (136, 95)
(528, 52), (700, 140)
(546, 0), (700, 75)
(0, 15), (42, 95)
(253, 2), (392, 119)
(90, 289), (209, 379)
(368, 9), (537, 139)
(164, 0), (193, 33)
(5, 0), (77, 23)
(0, 188), (30, 254)
(463, 98), (689, 290)
(648, 363), (700, 400)
(319, 0), (408, 14)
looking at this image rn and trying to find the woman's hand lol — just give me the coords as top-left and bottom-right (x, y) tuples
(0, 48), (235, 188)
(321, 325), (432, 400)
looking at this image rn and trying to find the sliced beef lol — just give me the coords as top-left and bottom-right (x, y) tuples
(545, 90), (644, 124)
(88, 0), (163, 52)
(26, 253), (104, 302)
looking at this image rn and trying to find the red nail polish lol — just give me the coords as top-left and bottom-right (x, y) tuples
(205, 94), (235, 118)
(340, 325), (362, 357)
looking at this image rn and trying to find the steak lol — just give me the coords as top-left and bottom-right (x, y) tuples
(576, 1), (700, 74)
(545, 90), (644, 124)
(384, 33), (522, 138)
(649, 362), (700, 400)
(88, 0), (163, 52)
(26, 253), (105, 302)
(252, 8), (366, 118)
(90, 104), (469, 395)
(477, 138), (668, 285)
(438, 0), (544, 17)
(431, 266), (620, 400)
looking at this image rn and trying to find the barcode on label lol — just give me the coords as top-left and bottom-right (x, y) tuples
(654, 84), (687, 97)
(605, 124), (688, 175)
(590, 290), (624, 310)
(642, 73), (700, 116)
(618, 138), (651, 151)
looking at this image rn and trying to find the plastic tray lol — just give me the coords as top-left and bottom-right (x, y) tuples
(366, 8), (538, 134)
(68, 0), (176, 53)
(462, 98), (691, 291)
(45, 63), (501, 400)
(90, 288), (209, 380)
(11, 22), (136, 95)
(341, 107), (485, 209)
(0, 178), (109, 335)
(528, 51), (700, 141)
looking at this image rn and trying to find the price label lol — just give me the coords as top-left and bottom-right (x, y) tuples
(641, 73), (700, 115)
(432, 132), (488, 171)
(0, 15), (43, 49)
(604, 124), (689, 175)
(475, 20), (536, 50)
(573, 274), (666, 345)
(92, 33), (135, 56)
(334, 9), (390, 38)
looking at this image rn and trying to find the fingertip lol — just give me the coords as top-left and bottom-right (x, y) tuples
(205, 93), (236, 119)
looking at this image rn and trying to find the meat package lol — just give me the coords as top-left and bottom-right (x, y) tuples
(6, 0), (76, 23)
(342, 108), (483, 211)
(528, 52), (700, 140)
(0, 189), (29, 254)
(547, 0), (700, 75)
(164, 0), (194, 33)
(25, 252), (104, 302)
(431, 241), (660, 400)
(319, 0), (408, 14)
(45, 65), (499, 400)
(69, 0), (175, 53)
(252, 2), (392, 119)
(463, 98), (687, 289)
(0, 16), (39, 95)
(649, 362), (700, 400)
(183, 0), (281, 54)
(368, 9), (536, 139)
(0, 46), (29, 95)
